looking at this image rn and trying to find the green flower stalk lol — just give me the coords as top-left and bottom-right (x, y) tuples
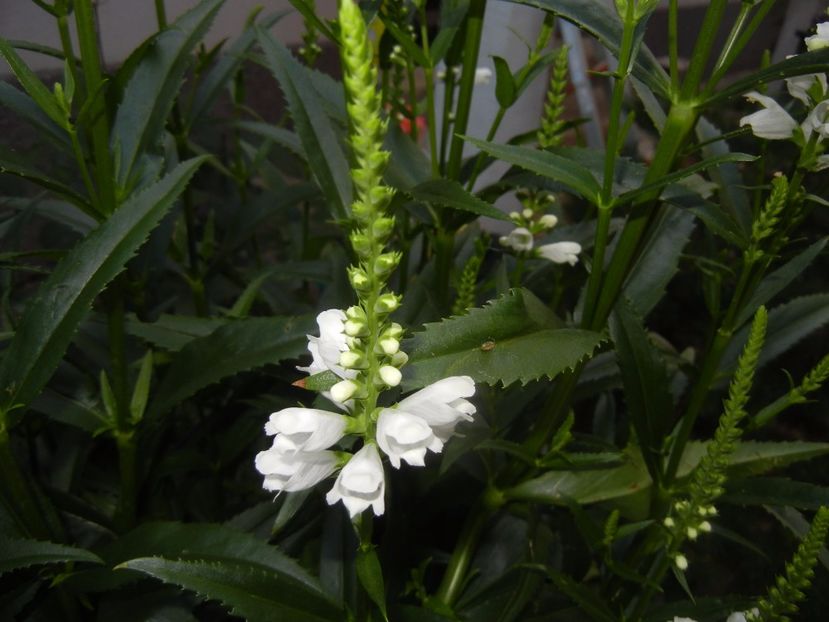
(452, 236), (488, 316)
(751, 352), (829, 429)
(745, 174), (788, 263)
(299, 0), (322, 66)
(538, 46), (570, 149)
(749, 506), (829, 622)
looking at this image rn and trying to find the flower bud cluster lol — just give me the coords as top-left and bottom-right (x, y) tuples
(663, 498), (716, 551)
(499, 190), (582, 267)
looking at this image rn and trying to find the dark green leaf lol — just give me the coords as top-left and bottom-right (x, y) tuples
(463, 137), (601, 202)
(702, 48), (829, 107)
(404, 288), (603, 388)
(0, 158), (205, 415)
(0, 37), (66, 128)
(234, 120), (304, 158)
(126, 314), (227, 351)
(724, 478), (829, 511)
(118, 557), (342, 622)
(186, 10), (289, 126)
(112, 0), (223, 187)
(609, 297), (673, 483)
(256, 27), (352, 220)
(408, 178), (509, 221)
(356, 547), (388, 621)
(492, 56), (516, 108)
(148, 315), (314, 418)
(734, 240), (827, 329)
(0, 149), (91, 213)
(381, 15), (429, 67)
(0, 537), (102, 575)
(624, 206), (696, 316)
(304, 370), (340, 392)
(0, 82), (69, 149)
(509, 0), (669, 98)
(287, 0), (339, 43)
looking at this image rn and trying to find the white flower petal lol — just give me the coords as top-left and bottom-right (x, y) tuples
(813, 154), (829, 171)
(786, 73), (828, 104)
(500, 227), (534, 252)
(255, 446), (337, 492)
(377, 409), (444, 468)
(802, 99), (829, 141)
(265, 407), (347, 451)
(537, 241), (582, 265)
(326, 443), (385, 517)
(739, 91), (797, 139)
(805, 22), (829, 51)
(396, 376), (476, 441)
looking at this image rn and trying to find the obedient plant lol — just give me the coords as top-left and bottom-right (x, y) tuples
(2, 0), (829, 620)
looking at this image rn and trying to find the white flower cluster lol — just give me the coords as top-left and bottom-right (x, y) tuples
(499, 201), (582, 266)
(255, 310), (476, 518)
(670, 609), (758, 622)
(739, 20), (829, 170)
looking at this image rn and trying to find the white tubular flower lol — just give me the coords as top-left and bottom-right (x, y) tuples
(255, 445), (338, 492)
(739, 92), (797, 140)
(805, 22), (829, 51)
(499, 227), (534, 252)
(786, 72), (828, 105)
(726, 609), (759, 622)
(474, 67), (493, 85)
(537, 241), (582, 266)
(264, 407), (347, 452)
(814, 154), (829, 171)
(670, 618), (698, 622)
(379, 365), (402, 387)
(326, 443), (385, 517)
(539, 214), (558, 229)
(299, 309), (357, 379)
(802, 99), (829, 140)
(396, 376), (476, 442)
(376, 409), (443, 468)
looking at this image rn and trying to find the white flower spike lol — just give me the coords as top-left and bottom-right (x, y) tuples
(299, 309), (356, 379)
(264, 407), (347, 452)
(255, 445), (338, 492)
(396, 376), (476, 442)
(786, 72), (828, 105)
(739, 92), (797, 140)
(326, 443), (385, 517)
(376, 409), (443, 468)
(537, 241), (582, 266)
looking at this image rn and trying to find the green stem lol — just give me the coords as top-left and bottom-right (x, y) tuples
(0, 425), (54, 539)
(439, 69), (456, 175)
(667, 0), (679, 93)
(445, 0), (486, 181)
(114, 430), (137, 531)
(154, 0), (168, 29)
(581, 206), (612, 325)
(419, 5), (439, 176)
(435, 500), (491, 607)
(406, 59), (419, 143)
(434, 229), (454, 315)
(74, 0), (116, 212)
(56, 13), (80, 96)
(69, 128), (101, 213)
(679, 0), (729, 99)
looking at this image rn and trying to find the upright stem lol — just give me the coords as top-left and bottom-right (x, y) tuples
(435, 500), (491, 606)
(56, 12), (80, 94)
(419, 5), (439, 176)
(445, 0), (486, 181)
(679, 0), (728, 99)
(0, 425), (55, 539)
(465, 106), (506, 191)
(667, 0), (679, 92)
(74, 0), (116, 212)
(154, 0), (168, 29)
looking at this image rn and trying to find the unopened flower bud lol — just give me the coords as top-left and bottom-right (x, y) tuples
(350, 231), (372, 257)
(663, 517), (675, 528)
(674, 554), (688, 571)
(699, 521), (712, 533)
(379, 365), (402, 387)
(391, 351), (408, 367)
(345, 336), (362, 349)
(344, 319), (367, 337)
(372, 217), (394, 238)
(330, 379), (360, 403)
(375, 293), (401, 313)
(379, 337), (400, 355)
(383, 323), (404, 340)
(374, 252), (400, 275)
(522, 208), (533, 219)
(509, 211), (521, 221)
(339, 351), (365, 369)
(348, 267), (371, 291)
(687, 527), (698, 541)
(539, 214), (558, 229)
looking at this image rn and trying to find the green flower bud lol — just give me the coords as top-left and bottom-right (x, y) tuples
(378, 365), (402, 387)
(383, 323), (404, 340)
(372, 217), (395, 239)
(379, 337), (400, 355)
(390, 351), (408, 367)
(375, 293), (401, 313)
(350, 231), (372, 257)
(339, 351), (367, 369)
(348, 266), (371, 291)
(674, 554), (688, 571)
(330, 379), (360, 403)
(374, 252), (401, 275)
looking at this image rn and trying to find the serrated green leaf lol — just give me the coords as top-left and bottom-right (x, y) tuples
(509, 0), (669, 98)
(147, 315), (314, 418)
(0, 148), (92, 214)
(462, 137), (601, 202)
(112, 0), (223, 187)
(234, 120), (305, 158)
(125, 314), (228, 351)
(734, 239), (827, 329)
(0, 37), (66, 128)
(304, 370), (339, 392)
(0, 537), (102, 575)
(404, 288), (603, 388)
(723, 478), (829, 510)
(256, 27), (351, 220)
(0, 157), (205, 416)
(408, 178), (510, 221)
(610, 297), (673, 483)
(118, 557), (342, 622)
(0, 82), (69, 149)
(356, 547), (388, 621)
(186, 10), (289, 126)
(507, 441), (829, 515)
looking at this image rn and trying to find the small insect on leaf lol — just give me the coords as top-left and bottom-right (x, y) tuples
(480, 340), (496, 352)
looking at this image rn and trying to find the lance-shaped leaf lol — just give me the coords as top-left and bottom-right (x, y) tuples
(256, 27), (352, 220)
(0, 82), (70, 150)
(0, 148), (92, 214)
(408, 178), (510, 221)
(0, 157), (206, 416)
(147, 314), (315, 418)
(609, 297), (674, 484)
(403, 288), (603, 388)
(463, 137), (601, 202)
(724, 477), (829, 511)
(112, 0), (223, 187)
(0, 537), (102, 575)
(117, 557), (343, 622)
(507, 441), (829, 517)
(0, 37), (67, 128)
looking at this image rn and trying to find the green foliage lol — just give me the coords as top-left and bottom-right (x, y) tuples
(538, 46), (569, 149)
(0, 537), (102, 575)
